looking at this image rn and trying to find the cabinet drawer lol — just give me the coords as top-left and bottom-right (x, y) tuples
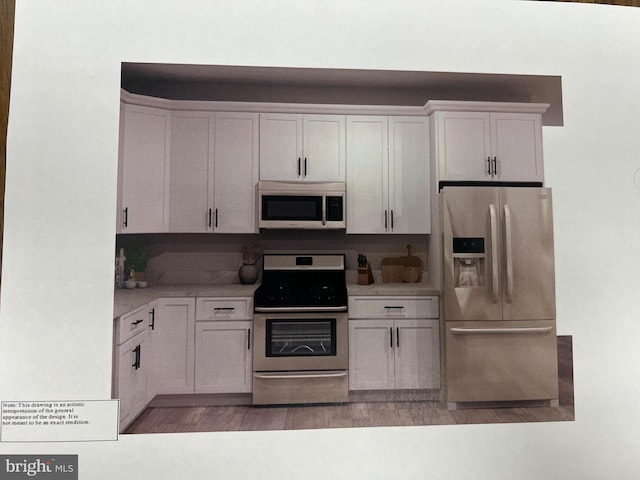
(348, 296), (439, 319)
(116, 305), (150, 345)
(196, 297), (253, 321)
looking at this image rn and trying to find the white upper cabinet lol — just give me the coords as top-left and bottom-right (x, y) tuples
(168, 111), (259, 233)
(259, 113), (346, 182)
(213, 112), (260, 233)
(169, 111), (213, 232)
(430, 107), (545, 183)
(346, 116), (430, 234)
(118, 104), (171, 233)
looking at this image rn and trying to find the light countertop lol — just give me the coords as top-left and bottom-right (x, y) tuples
(114, 279), (440, 318)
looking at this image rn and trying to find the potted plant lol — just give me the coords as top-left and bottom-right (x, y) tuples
(125, 247), (149, 282)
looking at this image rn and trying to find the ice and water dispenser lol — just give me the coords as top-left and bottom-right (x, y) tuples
(453, 237), (485, 287)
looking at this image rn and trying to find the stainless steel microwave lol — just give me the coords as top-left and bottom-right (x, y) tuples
(258, 181), (346, 229)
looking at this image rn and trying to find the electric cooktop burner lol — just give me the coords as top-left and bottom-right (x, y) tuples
(254, 254), (348, 312)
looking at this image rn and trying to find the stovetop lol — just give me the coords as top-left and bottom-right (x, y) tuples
(254, 254), (348, 312)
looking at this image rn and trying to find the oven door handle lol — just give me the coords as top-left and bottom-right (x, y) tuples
(253, 372), (348, 380)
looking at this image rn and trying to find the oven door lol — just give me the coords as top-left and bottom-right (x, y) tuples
(253, 312), (348, 372)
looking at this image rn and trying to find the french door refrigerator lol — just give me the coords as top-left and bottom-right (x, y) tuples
(442, 186), (559, 408)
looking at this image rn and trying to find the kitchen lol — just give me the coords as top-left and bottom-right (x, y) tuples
(112, 63), (573, 434)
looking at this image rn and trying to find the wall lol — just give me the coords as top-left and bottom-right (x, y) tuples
(117, 232), (428, 285)
(2, 1), (640, 479)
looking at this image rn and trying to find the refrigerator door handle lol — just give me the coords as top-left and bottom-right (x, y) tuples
(489, 204), (499, 303)
(450, 327), (553, 335)
(504, 204), (514, 303)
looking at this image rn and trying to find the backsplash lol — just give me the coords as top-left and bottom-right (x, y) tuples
(116, 231), (429, 285)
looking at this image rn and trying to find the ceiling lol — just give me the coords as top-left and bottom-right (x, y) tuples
(121, 64), (564, 126)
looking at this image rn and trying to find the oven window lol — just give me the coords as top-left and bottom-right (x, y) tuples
(262, 195), (322, 221)
(266, 319), (336, 357)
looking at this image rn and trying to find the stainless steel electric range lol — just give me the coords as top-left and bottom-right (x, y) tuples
(252, 253), (348, 405)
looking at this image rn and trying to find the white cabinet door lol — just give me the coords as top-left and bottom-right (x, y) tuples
(148, 298), (195, 396)
(169, 111), (213, 232)
(115, 330), (147, 432)
(119, 104), (171, 233)
(388, 116), (430, 234)
(347, 116), (430, 234)
(213, 112), (259, 233)
(302, 115), (346, 181)
(259, 113), (302, 181)
(394, 319), (440, 390)
(348, 319), (394, 390)
(260, 113), (345, 181)
(435, 110), (544, 183)
(195, 320), (252, 394)
(491, 113), (543, 182)
(434, 111), (491, 182)
(346, 116), (389, 234)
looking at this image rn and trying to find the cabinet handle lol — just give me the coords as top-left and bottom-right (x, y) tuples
(215, 208), (219, 228)
(396, 326), (400, 348)
(384, 210), (388, 230)
(384, 306), (404, 309)
(149, 308), (155, 330)
(248, 328), (251, 350)
(492, 157), (497, 176)
(304, 157), (307, 176)
(389, 327), (393, 348)
(208, 208), (212, 228)
(214, 307), (235, 311)
(487, 156), (492, 176)
(123, 207), (128, 228)
(297, 157), (301, 176)
(131, 319), (143, 326)
(390, 210), (394, 230)
(132, 345), (141, 370)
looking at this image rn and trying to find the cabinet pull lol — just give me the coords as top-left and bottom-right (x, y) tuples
(384, 306), (405, 309)
(248, 328), (251, 350)
(396, 326), (400, 348)
(123, 207), (128, 228)
(215, 208), (219, 228)
(132, 345), (141, 370)
(214, 307), (235, 311)
(131, 319), (143, 326)
(149, 308), (155, 330)
(389, 327), (393, 348)
(297, 157), (301, 176)
(390, 210), (394, 230)
(304, 157), (307, 176)
(492, 157), (497, 176)
(208, 208), (212, 228)
(487, 157), (492, 176)
(384, 210), (388, 230)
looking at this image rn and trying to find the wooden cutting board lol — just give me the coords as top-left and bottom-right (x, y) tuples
(381, 245), (423, 283)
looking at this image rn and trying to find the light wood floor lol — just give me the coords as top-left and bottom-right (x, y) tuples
(125, 336), (574, 434)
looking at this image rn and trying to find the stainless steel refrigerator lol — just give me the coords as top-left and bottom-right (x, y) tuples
(442, 186), (559, 408)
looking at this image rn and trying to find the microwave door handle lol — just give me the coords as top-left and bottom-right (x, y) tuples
(489, 204), (499, 303)
(504, 204), (514, 303)
(322, 196), (327, 225)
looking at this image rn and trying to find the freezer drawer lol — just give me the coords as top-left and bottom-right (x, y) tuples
(445, 320), (558, 404)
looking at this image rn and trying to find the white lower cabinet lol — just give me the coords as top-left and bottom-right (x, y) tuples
(114, 305), (152, 433)
(194, 297), (253, 394)
(195, 321), (252, 393)
(348, 296), (440, 391)
(115, 331), (148, 432)
(147, 298), (196, 399)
